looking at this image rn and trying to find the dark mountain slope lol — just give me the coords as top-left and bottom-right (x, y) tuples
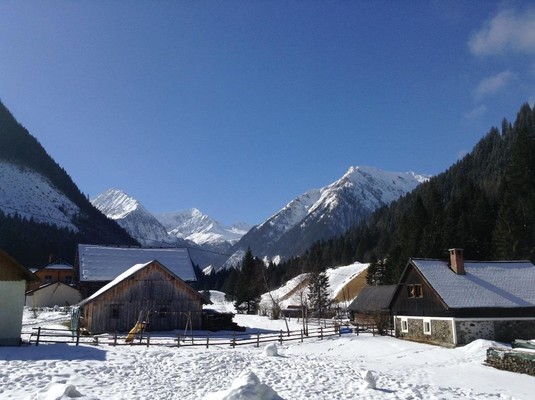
(0, 100), (138, 267)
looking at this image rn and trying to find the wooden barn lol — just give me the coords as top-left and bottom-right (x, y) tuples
(26, 281), (81, 308)
(77, 260), (210, 334)
(0, 249), (38, 345)
(390, 248), (535, 347)
(347, 285), (396, 332)
(75, 244), (197, 298)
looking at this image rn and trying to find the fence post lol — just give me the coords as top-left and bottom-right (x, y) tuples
(320, 327), (323, 340)
(339, 326), (342, 337)
(206, 334), (209, 349)
(177, 333), (181, 348)
(300, 329), (303, 343)
(231, 333), (236, 348)
(36, 327), (41, 346)
(256, 333), (260, 348)
(76, 328), (80, 346)
(356, 324), (359, 336)
(279, 330), (283, 344)
(147, 333), (150, 348)
(114, 331), (117, 346)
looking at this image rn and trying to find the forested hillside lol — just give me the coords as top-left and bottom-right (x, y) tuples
(0, 100), (138, 268)
(275, 103), (535, 285)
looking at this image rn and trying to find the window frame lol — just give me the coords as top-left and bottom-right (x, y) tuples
(423, 318), (431, 335)
(401, 317), (409, 333)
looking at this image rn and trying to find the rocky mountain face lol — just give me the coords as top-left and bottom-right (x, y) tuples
(224, 166), (428, 268)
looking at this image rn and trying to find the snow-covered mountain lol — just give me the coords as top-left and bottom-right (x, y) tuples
(155, 209), (251, 247)
(91, 189), (252, 269)
(0, 160), (80, 232)
(225, 166), (429, 268)
(91, 189), (174, 247)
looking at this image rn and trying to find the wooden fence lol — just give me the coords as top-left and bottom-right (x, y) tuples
(25, 325), (355, 348)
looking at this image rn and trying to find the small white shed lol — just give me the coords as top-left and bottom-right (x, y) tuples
(26, 281), (81, 308)
(0, 250), (38, 345)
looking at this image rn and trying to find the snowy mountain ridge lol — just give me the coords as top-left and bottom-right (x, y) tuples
(91, 189), (173, 246)
(226, 166), (429, 268)
(155, 208), (250, 246)
(91, 189), (251, 269)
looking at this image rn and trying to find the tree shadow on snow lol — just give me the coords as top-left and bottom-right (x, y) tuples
(0, 343), (107, 361)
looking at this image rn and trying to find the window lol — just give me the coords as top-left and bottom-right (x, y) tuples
(44, 275), (52, 283)
(110, 306), (120, 319)
(423, 319), (431, 335)
(401, 318), (409, 333)
(407, 284), (423, 298)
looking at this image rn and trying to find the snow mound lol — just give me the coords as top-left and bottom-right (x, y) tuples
(461, 339), (507, 355)
(360, 370), (376, 390)
(205, 371), (283, 400)
(32, 382), (82, 400)
(265, 343), (278, 357)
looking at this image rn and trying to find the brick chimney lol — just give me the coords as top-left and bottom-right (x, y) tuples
(449, 248), (465, 275)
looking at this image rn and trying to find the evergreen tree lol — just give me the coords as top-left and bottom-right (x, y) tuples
(233, 248), (263, 313)
(307, 269), (331, 318)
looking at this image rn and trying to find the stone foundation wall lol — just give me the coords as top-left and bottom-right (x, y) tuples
(395, 317), (454, 346)
(456, 320), (495, 345)
(457, 320), (535, 345)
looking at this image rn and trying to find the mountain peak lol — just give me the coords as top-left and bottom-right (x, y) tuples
(226, 165), (428, 268)
(91, 188), (141, 219)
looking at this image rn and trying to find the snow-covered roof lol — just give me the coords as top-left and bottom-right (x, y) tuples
(411, 259), (535, 309)
(42, 262), (74, 270)
(78, 262), (149, 305)
(77, 245), (196, 282)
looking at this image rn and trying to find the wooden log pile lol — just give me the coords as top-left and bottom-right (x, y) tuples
(486, 347), (535, 376)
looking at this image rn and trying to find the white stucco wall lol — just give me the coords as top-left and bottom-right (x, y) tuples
(0, 280), (25, 345)
(26, 283), (81, 308)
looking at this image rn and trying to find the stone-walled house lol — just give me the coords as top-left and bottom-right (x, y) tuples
(390, 249), (535, 347)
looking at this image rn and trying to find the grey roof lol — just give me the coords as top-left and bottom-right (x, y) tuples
(77, 245), (196, 282)
(348, 285), (397, 313)
(42, 261), (74, 270)
(411, 259), (535, 309)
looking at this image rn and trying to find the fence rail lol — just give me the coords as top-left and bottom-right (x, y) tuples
(24, 325), (355, 348)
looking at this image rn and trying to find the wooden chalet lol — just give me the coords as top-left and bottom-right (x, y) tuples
(77, 260), (210, 334)
(0, 249), (38, 345)
(27, 260), (75, 291)
(390, 248), (535, 346)
(75, 244), (197, 298)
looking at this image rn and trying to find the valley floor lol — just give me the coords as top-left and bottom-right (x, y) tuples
(0, 310), (533, 399)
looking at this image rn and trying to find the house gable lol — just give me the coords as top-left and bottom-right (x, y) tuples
(390, 261), (449, 317)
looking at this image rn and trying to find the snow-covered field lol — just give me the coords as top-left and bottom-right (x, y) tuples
(1, 307), (534, 399)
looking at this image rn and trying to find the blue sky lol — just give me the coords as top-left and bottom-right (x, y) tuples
(1, 1), (534, 226)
